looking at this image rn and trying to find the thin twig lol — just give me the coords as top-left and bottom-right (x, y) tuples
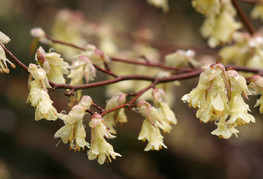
(240, 0), (263, 5)
(232, 0), (255, 34)
(45, 34), (86, 51)
(1, 44), (28, 72)
(93, 64), (118, 78)
(110, 57), (194, 72)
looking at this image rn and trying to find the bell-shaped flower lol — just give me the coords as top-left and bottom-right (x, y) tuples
(54, 96), (92, 150)
(34, 90), (58, 121)
(182, 64), (229, 123)
(88, 114), (121, 164)
(36, 47), (69, 84)
(152, 89), (177, 133)
(27, 63), (58, 121)
(104, 93), (127, 134)
(137, 100), (167, 151)
(0, 32), (15, 73)
(0, 31), (11, 44)
(183, 63), (255, 139)
(211, 115), (239, 139)
(28, 63), (51, 89)
(147, 0), (169, 12)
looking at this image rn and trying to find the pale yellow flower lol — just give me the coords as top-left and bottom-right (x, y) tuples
(193, 0), (241, 47)
(28, 63), (51, 89)
(30, 27), (48, 43)
(34, 90), (58, 121)
(137, 100), (167, 150)
(54, 96), (92, 150)
(147, 0), (169, 12)
(211, 115), (239, 139)
(67, 56), (96, 106)
(0, 46), (15, 74)
(251, 2), (263, 21)
(27, 63), (58, 121)
(104, 93), (127, 134)
(182, 64), (229, 123)
(88, 114), (121, 164)
(182, 63), (254, 139)
(80, 44), (110, 68)
(138, 119), (167, 151)
(36, 47), (69, 84)
(192, 0), (220, 16)
(152, 89), (177, 133)
(0, 31), (10, 44)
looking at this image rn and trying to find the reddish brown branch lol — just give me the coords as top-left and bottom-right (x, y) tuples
(100, 82), (156, 116)
(92, 103), (105, 113)
(110, 57), (194, 72)
(240, 0), (263, 5)
(44, 34), (195, 72)
(93, 64), (118, 78)
(232, 0), (255, 35)
(1, 44), (29, 72)
(45, 34), (86, 51)
(50, 70), (202, 91)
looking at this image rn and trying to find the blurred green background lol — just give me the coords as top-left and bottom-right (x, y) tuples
(1, 0), (263, 178)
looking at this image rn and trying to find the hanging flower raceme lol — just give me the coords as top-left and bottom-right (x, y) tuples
(0, 31), (16, 73)
(192, 0), (241, 47)
(35, 46), (69, 84)
(137, 100), (167, 151)
(103, 93), (127, 134)
(27, 63), (58, 121)
(54, 96), (92, 151)
(88, 113), (121, 165)
(152, 88), (177, 133)
(182, 63), (255, 139)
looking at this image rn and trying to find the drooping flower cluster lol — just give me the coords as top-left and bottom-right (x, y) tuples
(192, 0), (241, 47)
(54, 96), (92, 151)
(88, 113), (121, 165)
(220, 32), (263, 69)
(137, 90), (177, 151)
(0, 31), (16, 73)
(182, 63), (255, 139)
(26, 63), (58, 121)
(103, 93), (128, 134)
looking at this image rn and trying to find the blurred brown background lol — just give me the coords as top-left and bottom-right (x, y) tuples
(0, 0), (263, 178)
